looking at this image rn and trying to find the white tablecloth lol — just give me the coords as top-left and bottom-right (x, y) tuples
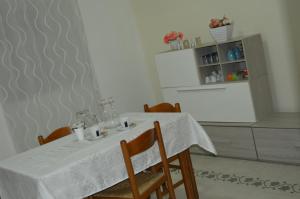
(0, 113), (216, 199)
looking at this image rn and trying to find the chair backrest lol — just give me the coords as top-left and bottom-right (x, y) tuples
(37, 126), (71, 145)
(144, 102), (181, 113)
(120, 121), (176, 199)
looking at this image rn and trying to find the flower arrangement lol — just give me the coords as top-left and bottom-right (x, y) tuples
(163, 31), (184, 44)
(209, 16), (233, 42)
(209, 16), (231, 28)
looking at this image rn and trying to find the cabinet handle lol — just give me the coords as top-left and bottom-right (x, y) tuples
(177, 87), (225, 92)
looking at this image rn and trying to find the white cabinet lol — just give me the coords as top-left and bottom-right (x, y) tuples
(156, 34), (273, 122)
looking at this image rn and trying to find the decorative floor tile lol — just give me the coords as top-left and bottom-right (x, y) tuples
(172, 169), (300, 194)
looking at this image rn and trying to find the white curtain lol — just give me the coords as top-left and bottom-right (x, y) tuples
(0, 0), (101, 152)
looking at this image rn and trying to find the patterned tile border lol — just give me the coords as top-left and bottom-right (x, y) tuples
(171, 169), (300, 194)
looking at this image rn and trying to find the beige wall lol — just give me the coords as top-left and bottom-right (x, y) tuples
(78, 0), (156, 113)
(131, 0), (300, 112)
(284, 0), (300, 110)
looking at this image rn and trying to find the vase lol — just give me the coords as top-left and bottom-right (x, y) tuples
(209, 24), (233, 43)
(169, 40), (180, 50)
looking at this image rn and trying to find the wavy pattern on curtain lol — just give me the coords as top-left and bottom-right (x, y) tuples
(0, 0), (101, 152)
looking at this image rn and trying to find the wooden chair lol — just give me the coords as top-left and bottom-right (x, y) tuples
(37, 126), (72, 145)
(144, 103), (181, 113)
(144, 103), (185, 193)
(89, 121), (176, 199)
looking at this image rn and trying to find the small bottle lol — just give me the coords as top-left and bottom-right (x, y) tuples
(190, 38), (196, 48)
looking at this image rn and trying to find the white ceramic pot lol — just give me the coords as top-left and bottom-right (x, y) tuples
(209, 24), (233, 43)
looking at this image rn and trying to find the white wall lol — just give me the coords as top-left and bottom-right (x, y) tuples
(284, 0), (300, 107)
(131, 0), (300, 112)
(0, 105), (16, 160)
(78, 0), (155, 114)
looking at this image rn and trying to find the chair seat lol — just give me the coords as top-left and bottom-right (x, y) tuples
(92, 172), (164, 198)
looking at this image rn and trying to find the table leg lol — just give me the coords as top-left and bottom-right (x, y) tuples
(186, 149), (199, 199)
(178, 149), (199, 199)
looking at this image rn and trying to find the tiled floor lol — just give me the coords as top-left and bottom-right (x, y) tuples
(171, 154), (300, 199)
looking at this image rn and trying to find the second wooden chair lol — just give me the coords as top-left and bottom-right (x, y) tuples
(144, 103), (186, 195)
(144, 102), (181, 113)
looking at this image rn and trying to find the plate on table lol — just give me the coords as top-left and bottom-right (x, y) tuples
(85, 131), (106, 141)
(116, 122), (137, 132)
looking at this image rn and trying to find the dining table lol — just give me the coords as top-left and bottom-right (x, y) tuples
(0, 112), (216, 199)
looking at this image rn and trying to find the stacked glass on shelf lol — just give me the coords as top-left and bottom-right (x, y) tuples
(202, 52), (219, 65)
(205, 69), (224, 84)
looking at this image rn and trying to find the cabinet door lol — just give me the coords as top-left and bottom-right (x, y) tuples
(176, 82), (256, 122)
(155, 49), (200, 87)
(253, 128), (300, 164)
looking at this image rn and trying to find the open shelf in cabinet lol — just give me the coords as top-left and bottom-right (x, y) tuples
(195, 45), (219, 66)
(198, 64), (223, 84)
(218, 40), (245, 62)
(195, 39), (249, 85)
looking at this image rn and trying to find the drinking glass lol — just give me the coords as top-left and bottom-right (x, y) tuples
(76, 110), (98, 129)
(98, 97), (120, 129)
(107, 97), (120, 128)
(76, 109), (90, 129)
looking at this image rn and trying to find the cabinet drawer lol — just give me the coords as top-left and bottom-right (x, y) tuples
(177, 82), (256, 122)
(253, 128), (300, 164)
(203, 126), (257, 159)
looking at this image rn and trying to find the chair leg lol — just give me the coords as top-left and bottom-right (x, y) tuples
(156, 188), (163, 199)
(162, 183), (168, 194)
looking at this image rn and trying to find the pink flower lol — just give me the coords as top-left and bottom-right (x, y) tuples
(178, 32), (184, 40)
(163, 35), (169, 44)
(163, 31), (184, 44)
(209, 16), (231, 28)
